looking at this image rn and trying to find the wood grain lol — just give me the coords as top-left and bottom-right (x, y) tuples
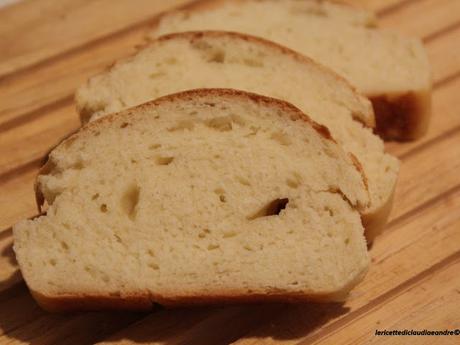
(379, 0), (460, 38)
(231, 183), (460, 345)
(0, 0), (190, 78)
(309, 255), (460, 345)
(0, 0), (459, 344)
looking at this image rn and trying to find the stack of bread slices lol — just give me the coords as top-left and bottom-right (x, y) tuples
(13, 0), (430, 312)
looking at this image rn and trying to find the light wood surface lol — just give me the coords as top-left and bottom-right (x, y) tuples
(0, 0), (459, 344)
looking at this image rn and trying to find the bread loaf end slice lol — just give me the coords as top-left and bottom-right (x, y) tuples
(14, 89), (369, 311)
(149, 0), (431, 140)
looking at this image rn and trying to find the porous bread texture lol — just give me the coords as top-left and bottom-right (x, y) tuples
(76, 31), (399, 241)
(148, 0), (432, 140)
(14, 89), (370, 312)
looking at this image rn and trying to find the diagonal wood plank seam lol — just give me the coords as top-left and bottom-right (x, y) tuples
(0, 0), (201, 84)
(0, 158), (43, 186)
(433, 69), (460, 89)
(0, 0), (425, 85)
(398, 123), (460, 161)
(296, 249), (460, 345)
(0, 95), (74, 133)
(373, 185), (460, 265)
(423, 18), (460, 43)
(375, 0), (422, 17)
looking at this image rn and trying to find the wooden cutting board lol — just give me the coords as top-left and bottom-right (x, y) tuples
(1, 0), (459, 344)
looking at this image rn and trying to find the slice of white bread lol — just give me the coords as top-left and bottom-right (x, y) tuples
(148, 0), (432, 140)
(14, 89), (370, 312)
(76, 31), (399, 241)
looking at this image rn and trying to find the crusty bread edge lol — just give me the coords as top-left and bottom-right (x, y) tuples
(370, 88), (432, 141)
(77, 30), (375, 128)
(361, 181), (396, 243)
(28, 89), (370, 311)
(29, 264), (369, 312)
(30, 289), (346, 312)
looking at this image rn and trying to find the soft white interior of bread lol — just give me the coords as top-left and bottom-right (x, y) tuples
(149, 0), (430, 96)
(14, 90), (369, 301)
(76, 32), (399, 233)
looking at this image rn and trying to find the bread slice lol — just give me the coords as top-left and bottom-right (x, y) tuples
(148, 0), (432, 140)
(76, 31), (399, 241)
(14, 89), (370, 312)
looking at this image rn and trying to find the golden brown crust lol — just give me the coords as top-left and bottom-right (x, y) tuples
(89, 88), (338, 143)
(32, 288), (346, 312)
(78, 30), (374, 127)
(370, 89), (431, 141)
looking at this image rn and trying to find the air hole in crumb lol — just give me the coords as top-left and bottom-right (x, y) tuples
(247, 198), (289, 220)
(324, 206), (334, 217)
(120, 122), (129, 128)
(271, 131), (292, 146)
(92, 193), (99, 200)
(168, 120), (195, 132)
(208, 50), (225, 63)
(205, 116), (233, 131)
(223, 230), (237, 238)
(49, 259), (57, 266)
(155, 156), (174, 165)
(198, 228), (211, 238)
(236, 176), (251, 186)
(69, 160), (85, 170)
(345, 238), (350, 245)
(286, 178), (299, 189)
(114, 234), (123, 243)
(121, 184), (140, 220)
(100, 204), (108, 213)
(149, 143), (161, 150)
(149, 263), (160, 270)
(214, 188), (226, 203)
(60, 241), (69, 250)
(207, 244), (220, 250)
(243, 58), (263, 67)
(149, 71), (166, 79)
(165, 57), (177, 65)
(243, 244), (253, 251)
(230, 114), (246, 126)
(286, 172), (302, 188)
(147, 249), (155, 257)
